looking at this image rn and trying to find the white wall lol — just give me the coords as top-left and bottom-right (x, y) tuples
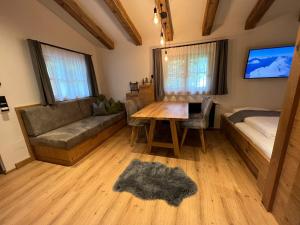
(100, 14), (299, 121)
(0, 0), (105, 171)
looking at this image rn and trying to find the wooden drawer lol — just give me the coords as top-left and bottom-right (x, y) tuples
(221, 115), (270, 190)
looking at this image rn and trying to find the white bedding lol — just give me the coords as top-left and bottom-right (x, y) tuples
(244, 116), (279, 138)
(224, 109), (280, 159)
(235, 122), (274, 159)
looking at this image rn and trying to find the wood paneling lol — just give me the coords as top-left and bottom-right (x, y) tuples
(245, 0), (276, 30)
(104, 0), (142, 46)
(0, 129), (278, 225)
(261, 27), (300, 225)
(272, 103), (300, 225)
(202, 0), (220, 36)
(221, 115), (270, 192)
(262, 27), (300, 210)
(54, 0), (114, 49)
(155, 0), (174, 41)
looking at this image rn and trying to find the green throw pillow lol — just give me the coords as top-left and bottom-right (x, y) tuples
(107, 102), (120, 114)
(108, 97), (115, 106)
(97, 94), (107, 102)
(117, 101), (125, 111)
(107, 101), (124, 114)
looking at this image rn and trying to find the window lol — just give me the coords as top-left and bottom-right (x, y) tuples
(164, 58), (186, 93)
(41, 44), (92, 101)
(162, 42), (216, 95)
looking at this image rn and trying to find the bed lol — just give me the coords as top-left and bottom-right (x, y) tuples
(221, 109), (280, 192)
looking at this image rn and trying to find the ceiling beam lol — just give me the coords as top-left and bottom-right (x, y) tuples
(104, 0), (142, 46)
(202, 0), (220, 36)
(155, 0), (174, 41)
(245, 0), (276, 30)
(54, 0), (114, 49)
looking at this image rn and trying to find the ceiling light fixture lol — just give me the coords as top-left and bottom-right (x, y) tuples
(153, 2), (171, 52)
(164, 50), (168, 61)
(153, 7), (159, 24)
(163, 22), (168, 61)
(160, 31), (164, 46)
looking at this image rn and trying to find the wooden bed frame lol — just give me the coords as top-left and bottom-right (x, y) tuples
(220, 115), (270, 192)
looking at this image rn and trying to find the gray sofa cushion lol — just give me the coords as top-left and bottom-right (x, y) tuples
(78, 97), (96, 118)
(100, 111), (125, 127)
(22, 101), (84, 137)
(30, 111), (125, 149)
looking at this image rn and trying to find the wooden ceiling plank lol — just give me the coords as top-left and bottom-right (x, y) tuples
(245, 0), (276, 30)
(54, 0), (114, 49)
(202, 0), (220, 36)
(104, 0), (142, 46)
(155, 0), (174, 41)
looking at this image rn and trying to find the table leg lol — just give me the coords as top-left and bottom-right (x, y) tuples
(147, 119), (156, 153)
(170, 119), (180, 157)
(130, 126), (138, 146)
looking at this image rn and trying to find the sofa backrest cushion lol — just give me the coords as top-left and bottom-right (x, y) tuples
(78, 97), (96, 118)
(22, 101), (84, 137)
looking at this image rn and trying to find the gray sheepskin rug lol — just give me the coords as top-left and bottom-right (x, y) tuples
(113, 159), (197, 206)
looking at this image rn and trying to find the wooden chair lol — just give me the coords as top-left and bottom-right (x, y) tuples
(180, 97), (213, 153)
(125, 100), (149, 146)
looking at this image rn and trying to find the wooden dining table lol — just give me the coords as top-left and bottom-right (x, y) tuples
(131, 101), (189, 157)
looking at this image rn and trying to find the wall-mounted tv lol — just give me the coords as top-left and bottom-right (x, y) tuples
(244, 45), (295, 79)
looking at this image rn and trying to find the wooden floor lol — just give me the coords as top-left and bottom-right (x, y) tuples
(0, 127), (278, 225)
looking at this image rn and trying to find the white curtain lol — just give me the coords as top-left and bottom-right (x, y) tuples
(162, 42), (216, 95)
(41, 44), (92, 101)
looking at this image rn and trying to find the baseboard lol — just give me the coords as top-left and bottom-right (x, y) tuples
(3, 168), (16, 175)
(15, 157), (34, 169)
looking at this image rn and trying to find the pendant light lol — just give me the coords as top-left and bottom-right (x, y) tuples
(164, 50), (168, 61)
(153, 2), (171, 54)
(160, 31), (165, 46)
(153, 7), (159, 24)
(163, 22), (168, 61)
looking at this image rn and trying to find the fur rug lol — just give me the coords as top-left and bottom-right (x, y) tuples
(113, 159), (197, 206)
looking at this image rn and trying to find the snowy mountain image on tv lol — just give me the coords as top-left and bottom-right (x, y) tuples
(245, 46), (294, 79)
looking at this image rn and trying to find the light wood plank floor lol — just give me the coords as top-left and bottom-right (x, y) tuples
(0, 127), (278, 225)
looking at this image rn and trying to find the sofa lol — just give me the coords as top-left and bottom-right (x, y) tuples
(18, 97), (126, 166)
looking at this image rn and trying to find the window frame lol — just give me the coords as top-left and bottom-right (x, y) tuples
(163, 49), (211, 95)
(40, 42), (95, 102)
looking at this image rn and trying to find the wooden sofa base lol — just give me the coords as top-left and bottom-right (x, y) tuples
(220, 115), (270, 192)
(33, 118), (126, 166)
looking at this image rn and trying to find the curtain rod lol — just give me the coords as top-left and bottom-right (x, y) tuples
(156, 39), (228, 50)
(38, 40), (92, 56)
